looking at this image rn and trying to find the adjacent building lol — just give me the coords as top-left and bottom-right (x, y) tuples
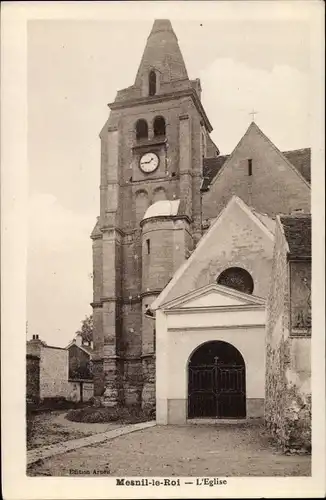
(26, 334), (95, 403)
(26, 335), (68, 402)
(66, 334), (94, 402)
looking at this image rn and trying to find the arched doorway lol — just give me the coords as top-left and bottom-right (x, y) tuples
(188, 341), (246, 419)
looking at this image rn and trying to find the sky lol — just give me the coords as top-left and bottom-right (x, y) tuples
(27, 4), (314, 347)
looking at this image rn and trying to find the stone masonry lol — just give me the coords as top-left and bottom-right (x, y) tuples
(265, 214), (311, 451)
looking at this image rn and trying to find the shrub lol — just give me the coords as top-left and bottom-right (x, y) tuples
(66, 405), (153, 424)
(26, 397), (92, 415)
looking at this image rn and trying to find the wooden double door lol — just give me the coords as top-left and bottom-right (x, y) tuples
(188, 341), (246, 419)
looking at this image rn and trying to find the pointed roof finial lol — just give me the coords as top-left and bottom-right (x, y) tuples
(150, 19), (176, 37)
(135, 19), (188, 85)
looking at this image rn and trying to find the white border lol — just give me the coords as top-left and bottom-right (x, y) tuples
(1, 2), (325, 499)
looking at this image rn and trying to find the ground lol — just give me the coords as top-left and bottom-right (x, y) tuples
(27, 410), (121, 449)
(28, 418), (311, 477)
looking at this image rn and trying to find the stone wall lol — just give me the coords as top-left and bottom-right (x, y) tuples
(141, 356), (156, 413)
(290, 261), (311, 335)
(67, 381), (94, 402)
(26, 354), (40, 402)
(39, 346), (69, 400)
(265, 219), (311, 451)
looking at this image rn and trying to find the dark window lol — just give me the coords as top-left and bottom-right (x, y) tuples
(149, 70), (157, 96)
(153, 116), (166, 137)
(248, 159), (252, 176)
(146, 239), (150, 255)
(136, 119), (148, 140)
(217, 267), (254, 294)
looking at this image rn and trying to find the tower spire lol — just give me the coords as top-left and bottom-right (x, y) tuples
(150, 19), (175, 36)
(134, 19), (188, 86)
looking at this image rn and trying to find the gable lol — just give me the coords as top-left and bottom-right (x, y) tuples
(164, 284), (266, 311)
(152, 196), (275, 308)
(180, 292), (246, 309)
(202, 123), (310, 220)
(68, 343), (92, 359)
(202, 148), (311, 191)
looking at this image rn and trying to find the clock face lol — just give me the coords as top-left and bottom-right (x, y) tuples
(139, 152), (159, 173)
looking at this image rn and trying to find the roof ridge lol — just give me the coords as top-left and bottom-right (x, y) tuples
(282, 147), (311, 153)
(280, 213), (311, 218)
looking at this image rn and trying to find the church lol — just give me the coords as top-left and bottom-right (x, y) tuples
(90, 19), (311, 425)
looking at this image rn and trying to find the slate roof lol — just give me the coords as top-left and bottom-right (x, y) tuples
(280, 214), (311, 258)
(283, 148), (311, 183)
(202, 148), (311, 190)
(67, 340), (94, 356)
(79, 344), (93, 356)
(202, 156), (229, 190)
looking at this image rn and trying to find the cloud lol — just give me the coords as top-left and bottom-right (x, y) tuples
(200, 58), (310, 153)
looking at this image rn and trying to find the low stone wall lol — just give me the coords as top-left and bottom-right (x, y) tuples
(141, 356), (156, 412)
(266, 386), (311, 452)
(265, 340), (311, 452)
(26, 355), (40, 402)
(67, 380), (94, 402)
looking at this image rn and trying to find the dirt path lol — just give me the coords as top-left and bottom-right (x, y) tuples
(28, 419), (310, 477)
(27, 410), (121, 450)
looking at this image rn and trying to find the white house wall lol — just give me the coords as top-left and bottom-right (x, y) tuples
(156, 308), (266, 424)
(166, 307), (265, 330)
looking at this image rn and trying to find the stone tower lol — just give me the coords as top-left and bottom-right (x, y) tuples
(91, 19), (219, 408)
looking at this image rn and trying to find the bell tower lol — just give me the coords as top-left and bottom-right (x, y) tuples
(91, 19), (218, 408)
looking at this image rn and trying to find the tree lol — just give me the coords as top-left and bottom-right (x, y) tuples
(76, 314), (93, 343)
